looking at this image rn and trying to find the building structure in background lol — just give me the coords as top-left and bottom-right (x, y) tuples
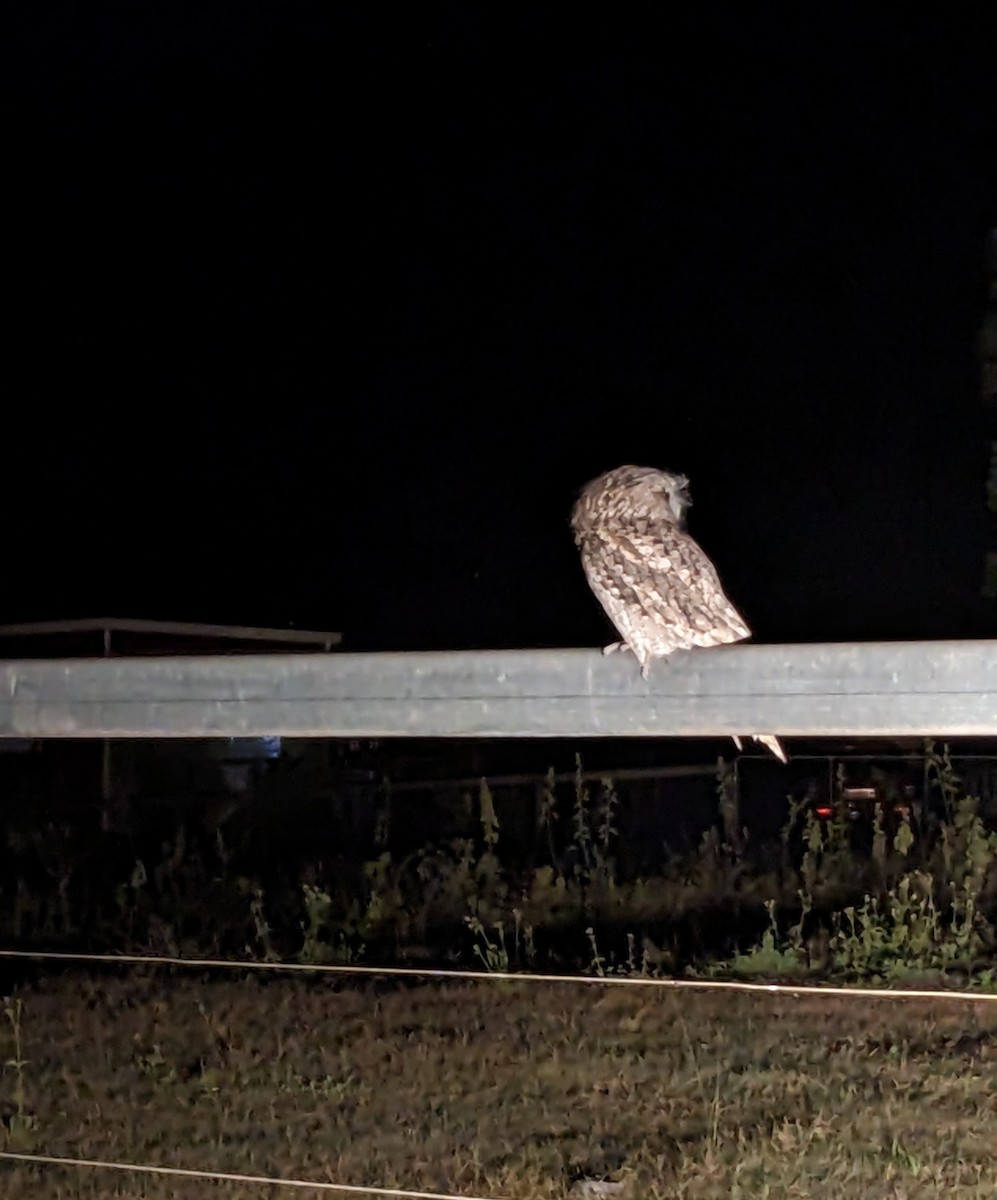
(0, 618), (342, 823)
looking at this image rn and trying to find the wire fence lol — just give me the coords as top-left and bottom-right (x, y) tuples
(3, 945), (997, 1003)
(2, 945), (997, 1195)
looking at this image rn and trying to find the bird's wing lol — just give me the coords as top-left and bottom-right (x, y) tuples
(612, 522), (751, 643)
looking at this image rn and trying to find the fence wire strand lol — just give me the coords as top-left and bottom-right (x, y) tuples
(0, 1149), (500, 1199)
(1, 945), (996, 1004)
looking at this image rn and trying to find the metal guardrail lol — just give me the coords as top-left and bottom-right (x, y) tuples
(0, 640), (995, 739)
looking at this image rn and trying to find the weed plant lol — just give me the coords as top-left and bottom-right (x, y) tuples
(2, 743), (997, 986)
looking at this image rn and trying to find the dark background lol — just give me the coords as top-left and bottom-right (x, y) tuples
(5, 5), (997, 653)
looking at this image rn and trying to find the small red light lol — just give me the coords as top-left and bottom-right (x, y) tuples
(815, 806), (833, 818)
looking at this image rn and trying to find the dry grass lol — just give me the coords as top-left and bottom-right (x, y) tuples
(2, 970), (997, 1198)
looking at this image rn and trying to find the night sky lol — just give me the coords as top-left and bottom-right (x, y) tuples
(6, 7), (997, 655)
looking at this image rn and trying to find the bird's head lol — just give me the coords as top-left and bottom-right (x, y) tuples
(573, 465), (692, 529)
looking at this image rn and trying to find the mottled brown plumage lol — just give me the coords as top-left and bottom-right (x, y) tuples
(571, 465), (750, 672)
(571, 464), (785, 761)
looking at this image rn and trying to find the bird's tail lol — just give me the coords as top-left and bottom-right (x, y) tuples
(732, 734), (787, 763)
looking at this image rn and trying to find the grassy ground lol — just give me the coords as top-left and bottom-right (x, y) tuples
(2, 970), (997, 1198)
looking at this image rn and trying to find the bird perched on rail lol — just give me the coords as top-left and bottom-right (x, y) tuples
(570, 464), (786, 762)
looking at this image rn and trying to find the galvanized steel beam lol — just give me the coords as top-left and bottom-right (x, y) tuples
(0, 641), (994, 739)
